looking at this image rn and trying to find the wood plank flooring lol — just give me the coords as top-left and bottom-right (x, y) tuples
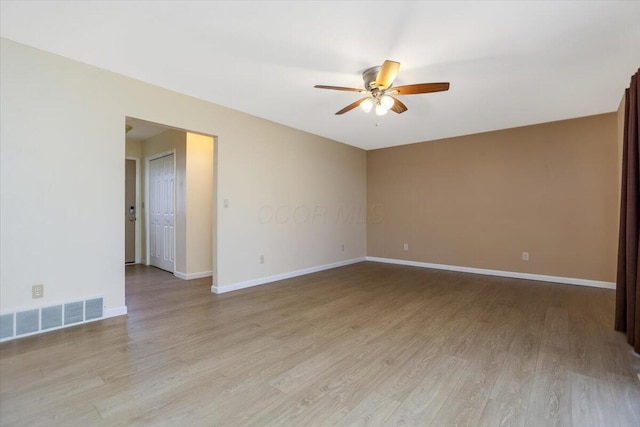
(1, 262), (639, 426)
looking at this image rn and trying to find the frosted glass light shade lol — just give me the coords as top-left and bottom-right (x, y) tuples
(360, 98), (374, 113)
(380, 95), (394, 109)
(375, 104), (388, 116)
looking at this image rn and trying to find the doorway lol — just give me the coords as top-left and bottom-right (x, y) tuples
(124, 116), (216, 288)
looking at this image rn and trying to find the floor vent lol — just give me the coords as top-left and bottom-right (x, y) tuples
(64, 302), (83, 325)
(0, 297), (104, 342)
(42, 305), (63, 330)
(0, 314), (15, 340)
(16, 310), (39, 335)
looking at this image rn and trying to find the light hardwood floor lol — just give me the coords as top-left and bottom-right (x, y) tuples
(1, 262), (639, 426)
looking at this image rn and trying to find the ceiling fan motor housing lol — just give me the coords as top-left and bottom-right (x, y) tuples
(362, 66), (381, 90)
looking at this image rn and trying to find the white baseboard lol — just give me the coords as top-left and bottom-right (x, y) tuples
(365, 256), (615, 289)
(174, 270), (213, 280)
(104, 306), (128, 318)
(212, 257), (366, 294)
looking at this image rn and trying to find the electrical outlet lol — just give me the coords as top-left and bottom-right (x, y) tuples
(224, 199), (229, 208)
(32, 284), (44, 299)
(341, 244), (344, 252)
(522, 252), (529, 261)
(260, 255), (264, 264)
(403, 243), (409, 251)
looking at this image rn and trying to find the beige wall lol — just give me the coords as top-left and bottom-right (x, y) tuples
(0, 38), (366, 313)
(367, 113), (618, 282)
(142, 130), (187, 272)
(185, 132), (214, 275)
(219, 123), (366, 288)
(125, 139), (142, 158)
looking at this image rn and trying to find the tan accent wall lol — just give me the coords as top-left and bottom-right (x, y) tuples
(617, 93), (626, 207)
(367, 113), (618, 282)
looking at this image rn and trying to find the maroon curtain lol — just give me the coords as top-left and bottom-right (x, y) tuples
(615, 68), (640, 353)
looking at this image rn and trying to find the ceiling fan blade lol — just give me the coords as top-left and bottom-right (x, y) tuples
(314, 85), (365, 93)
(374, 60), (400, 90)
(392, 82), (450, 95)
(335, 98), (369, 115)
(390, 97), (408, 114)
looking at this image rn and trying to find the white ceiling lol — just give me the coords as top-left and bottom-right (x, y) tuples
(2, 1), (639, 150)
(125, 117), (171, 142)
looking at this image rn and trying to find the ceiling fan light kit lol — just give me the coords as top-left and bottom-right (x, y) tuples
(375, 103), (389, 116)
(315, 60), (450, 116)
(360, 98), (374, 113)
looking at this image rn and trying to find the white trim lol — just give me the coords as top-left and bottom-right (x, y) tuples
(212, 135), (219, 294)
(174, 270), (213, 280)
(212, 257), (366, 294)
(104, 306), (128, 318)
(365, 257), (615, 289)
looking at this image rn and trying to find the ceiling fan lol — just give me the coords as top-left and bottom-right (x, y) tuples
(314, 60), (449, 116)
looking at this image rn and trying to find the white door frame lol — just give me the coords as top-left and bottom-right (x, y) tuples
(125, 156), (141, 264)
(145, 149), (177, 273)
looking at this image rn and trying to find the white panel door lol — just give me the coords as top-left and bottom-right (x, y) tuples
(149, 154), (175, 272)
